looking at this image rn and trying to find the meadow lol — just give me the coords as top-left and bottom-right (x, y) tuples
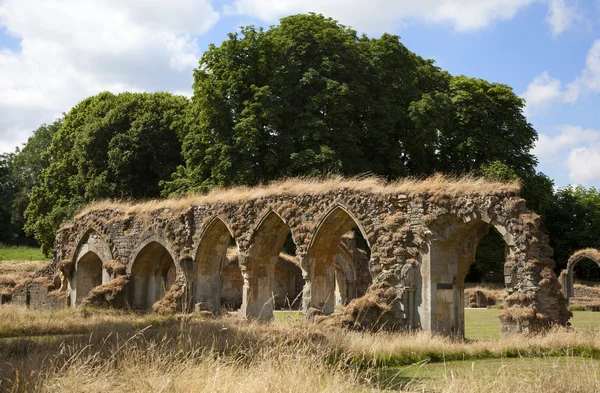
(0, 245), (46, 262)
(1, 305), (600, 392)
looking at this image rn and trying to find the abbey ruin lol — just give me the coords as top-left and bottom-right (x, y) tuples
(12, 177), (571, 336)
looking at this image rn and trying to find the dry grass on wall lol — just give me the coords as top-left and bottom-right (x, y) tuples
(74, 174), (521, 219)
(0, 260), (50, 297)
(464, 284), (507, 308)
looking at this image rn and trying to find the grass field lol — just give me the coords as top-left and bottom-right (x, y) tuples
(0, 244), (46, 261)
(2, 306), (600, 392)
(465, 308), (600, 340)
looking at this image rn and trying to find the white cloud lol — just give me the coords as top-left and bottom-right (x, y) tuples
(534, 125), (600, 185)
(546, 0), (578, 36)
(523, 39), (600, 115)
(567, 145), (600, 185)
(522, 72), (563, 115)
(533, 125), (600, 161)
(581, 39), (600, 92)
(226, 0), (539, 34)
(0, 0), (219, 153)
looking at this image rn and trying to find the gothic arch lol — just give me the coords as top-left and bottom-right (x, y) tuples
(129, 237), (178, 310)
(241, 210), (294, 319)
(193, 216), (239, 313)
(69, 228), (113, 306)
(305, 205), (370, 314)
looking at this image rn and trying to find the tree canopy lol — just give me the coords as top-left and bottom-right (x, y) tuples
(24, 91), (187, 254)
(163, 13), (538, 195)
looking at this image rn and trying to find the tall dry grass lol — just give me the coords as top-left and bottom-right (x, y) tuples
(3, 306), (600, 392)
(74, 174), (521, 219)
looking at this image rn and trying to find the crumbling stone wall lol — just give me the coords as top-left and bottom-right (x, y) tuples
(20, 180), (570, 336)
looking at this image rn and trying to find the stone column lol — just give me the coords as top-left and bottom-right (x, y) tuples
(238, 252), (275, 320)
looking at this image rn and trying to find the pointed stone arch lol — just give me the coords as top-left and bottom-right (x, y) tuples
(193, 216), (238, 313)
(129, 237), (177, 310)
(305, 205), (370, 315)
(241, 210), (296, 319)
(420, 213), (521, 336)
(70, 228), (113, 306)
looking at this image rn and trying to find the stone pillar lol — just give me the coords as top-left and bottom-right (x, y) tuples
(238, 252), (275, 320)
(311, 263), (336, 314)
(301, 263), (312, 315)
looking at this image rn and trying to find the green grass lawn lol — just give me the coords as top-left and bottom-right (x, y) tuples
(465, 308), (600, 341)
(272, 308), (600, 340)
(273, 310), (304, 323)
(0, 245), (46, 261)
(378, 356), (600, 390)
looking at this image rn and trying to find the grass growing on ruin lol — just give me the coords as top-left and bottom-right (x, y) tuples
(0, 258), (48, 297)
(74, 174), (521, 219)
(0, 244), (46, 262)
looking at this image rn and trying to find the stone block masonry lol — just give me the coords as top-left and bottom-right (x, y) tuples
(16, 177), (571, 336)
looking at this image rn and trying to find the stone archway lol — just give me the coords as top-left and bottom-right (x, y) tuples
(241, 211), (295, 320)
(560, 248), (600, 299)
(193, 217), (238, 313)
(130, 240), (176, 310)
(73, 251), (103, 304)
(421, 217), (515, 336)
(69, 229), (113, 306)
(334, 244), (356, 306)
(305, 205), (370, 315)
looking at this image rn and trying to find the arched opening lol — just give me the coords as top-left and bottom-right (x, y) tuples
(273, 235), (303, 309)
(221, 244), (244, 311)
(422, 218), (514, 337)
(74, 251), (103, 304)
(570, 257), (600, 307)
(463, 228), (508, 338)
(69, 229), (113, 307)
(194, 218), (240, 313)
(242, 211), (296, 319)
(306, 207), (371, 315)
(130, 241), (176, 310)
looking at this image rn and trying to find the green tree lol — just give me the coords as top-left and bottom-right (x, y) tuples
(166, 14), (539, 195)
(164, 14), (427, 194)
(25, 92), (188, 255)
(10, 119), (62, 240)
(545, 186), (600, 270)
(0, 153), (17, 243)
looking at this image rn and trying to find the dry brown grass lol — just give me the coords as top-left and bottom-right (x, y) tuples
(81, 275), (130, 308)
(74, 174), (521, 219)
(3, 306), (600, 392)
(0, 260), (50, 298)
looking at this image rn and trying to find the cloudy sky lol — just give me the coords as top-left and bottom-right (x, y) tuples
(0, 0), (598, 188)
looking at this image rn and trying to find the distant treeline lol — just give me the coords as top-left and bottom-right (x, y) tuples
(0, 13), (598, 275)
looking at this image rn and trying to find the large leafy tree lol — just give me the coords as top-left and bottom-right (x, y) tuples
(545, 186), (600, 270)
(0, 153), (17, 243)
(165, 13), (538, 195)
(25, 92), (188, 255)
(10, 120), (62, 240)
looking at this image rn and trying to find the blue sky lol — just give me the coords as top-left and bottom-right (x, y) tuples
(0, 0), (598, 188)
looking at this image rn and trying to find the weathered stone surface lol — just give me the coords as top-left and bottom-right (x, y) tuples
(17, 179), (570, 336)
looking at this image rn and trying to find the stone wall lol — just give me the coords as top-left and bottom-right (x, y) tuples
(20, 178), (570, 335)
